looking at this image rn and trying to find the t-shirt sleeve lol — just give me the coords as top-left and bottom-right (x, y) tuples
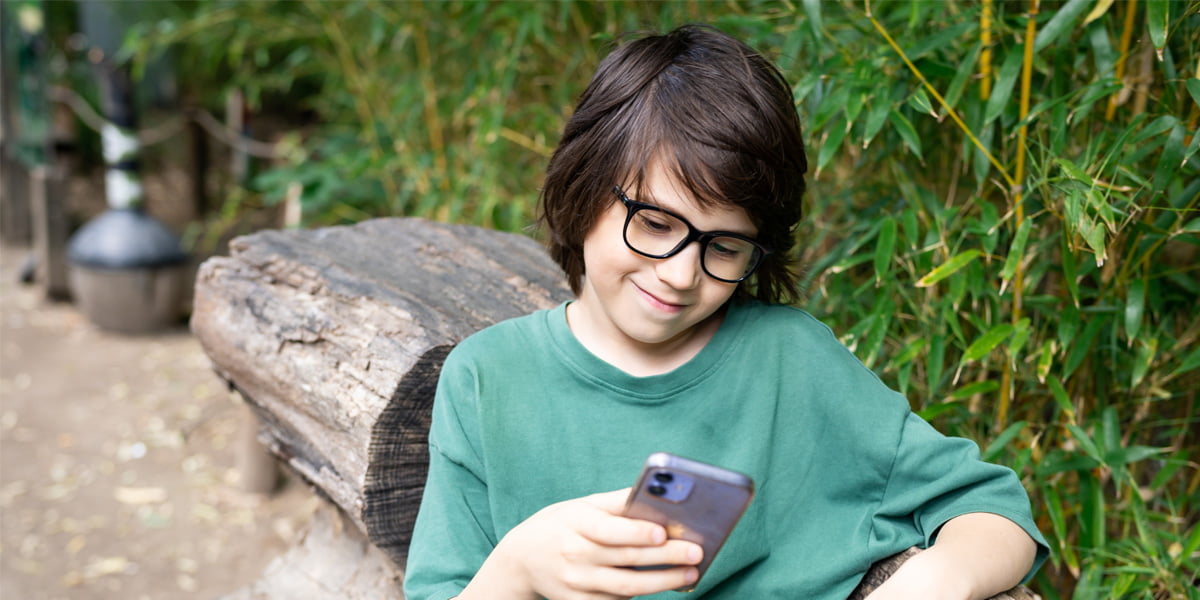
(403, 347), (496, 600)
(871, 411), (1050, 583)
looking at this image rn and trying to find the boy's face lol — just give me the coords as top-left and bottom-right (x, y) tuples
(571, 158), (755, 360)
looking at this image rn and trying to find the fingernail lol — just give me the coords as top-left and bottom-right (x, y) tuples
(688, 545), (703, 563)
(686, 567), (699, 583)
(651, 527), (666, 544)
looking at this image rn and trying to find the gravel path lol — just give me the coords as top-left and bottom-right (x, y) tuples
(1, 243), (315, 600)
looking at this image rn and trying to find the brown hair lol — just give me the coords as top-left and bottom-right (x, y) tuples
(538, 24), (808, 304)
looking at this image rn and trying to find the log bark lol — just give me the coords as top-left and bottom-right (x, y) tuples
(190, 217), (573, 569)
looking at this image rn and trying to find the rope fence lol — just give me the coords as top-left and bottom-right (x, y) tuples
(49, 85), (285, 159)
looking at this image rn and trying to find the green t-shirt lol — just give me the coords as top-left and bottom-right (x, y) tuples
(404, 301), (1048, 599)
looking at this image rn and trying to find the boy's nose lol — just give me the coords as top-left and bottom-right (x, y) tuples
(654, 242), (703, 290)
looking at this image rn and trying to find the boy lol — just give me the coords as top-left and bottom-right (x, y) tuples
(405, 24), (1048, 600)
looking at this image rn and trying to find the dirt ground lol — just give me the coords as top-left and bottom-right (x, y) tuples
(0, 241), (317, 600)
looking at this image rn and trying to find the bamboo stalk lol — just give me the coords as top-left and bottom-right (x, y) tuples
(998, 0), (1040, 428)
(1105, 0), (1138, 122)
(980, 0), (993, 100)
(865, 0), (1015, 189)
(414, 20), (450, 193)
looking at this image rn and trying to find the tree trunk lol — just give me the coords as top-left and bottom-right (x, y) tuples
(190, 217), (573, 569)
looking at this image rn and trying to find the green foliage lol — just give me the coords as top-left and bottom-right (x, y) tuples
(126, 1), (1199, 597)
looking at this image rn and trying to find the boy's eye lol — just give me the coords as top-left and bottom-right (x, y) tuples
(635, 211), (679, 235)
(708, 238), (752, 260)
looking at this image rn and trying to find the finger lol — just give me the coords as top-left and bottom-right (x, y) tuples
(590, 564), (700, 597)
(578, 511), (667, 547)
(594, 539), (704, 568)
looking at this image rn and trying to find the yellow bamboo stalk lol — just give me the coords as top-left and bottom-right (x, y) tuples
(414, 21), (450, 193)
(1106, 0), (1138, 122)
(980, 0), (993, 99)
(865, 0), (1015, 188)
(998, 0), (1040, 428)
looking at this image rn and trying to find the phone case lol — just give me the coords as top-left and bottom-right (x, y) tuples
(622, 452), (755, 592)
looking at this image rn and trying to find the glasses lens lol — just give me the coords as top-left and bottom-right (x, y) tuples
(703, 236), (761, 281)
(625, 207), (689, 257)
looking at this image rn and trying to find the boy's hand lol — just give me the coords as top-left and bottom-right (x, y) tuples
(461, 488), (703, 600)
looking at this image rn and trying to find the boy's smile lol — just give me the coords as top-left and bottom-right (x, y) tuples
(566, 158), (758, 376)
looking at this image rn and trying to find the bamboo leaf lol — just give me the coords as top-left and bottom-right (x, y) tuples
(812, 85), (849, 131)
(950, 380), (1000, 399)
(1149, 451), (1188, 490)
(1183, 520), (1200, 561)
(1146, 0), (1169, 57)
(1130, 337), (1157, 389)
(982, 421), (1027, 462)
(916, 250), (980, 287)
(887, 109), (922, 158)
(1009, 317), (1032, 357)
(1001, 219), (1033, 282)
(908, 88), (936, 118)
(817, 116), (849, 173)
(801, 0), (823, 40)
(1124, 278), (1146, 343)
(1042, 484), (1076, 573)
(1187, 79), (1200, 110)
(1061, 235), (1080, 304)
(1082, 472), (1107, 549)
(1047, 375), (1075, 422)
(862, 95), (891, 148)
(1170, 345), (1200, 378)
(944, 43), (981, 109)
(984, 49), (1023, 124)
(916, 401), (961, 421)
(1100, 406), (1120, 457)
(1068, 429), (1102, 467)
(874, 217), (897, 283)
(1064, 317), (1104, 380)
(928, 334), (946, 396)
(1034, 0), (1093, 52)
(845, 92), (866, 128)
(1037, 341), (1054, 383)
(1083, 0), (1117, 25)
(887, 338), (926, 370)
(962, 323), (1014, 362)
(1110, 445), (1167, 466)
(905, 21), (974, 61)
(1152, 124), (1185, 196)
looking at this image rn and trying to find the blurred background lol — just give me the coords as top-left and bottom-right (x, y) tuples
(1, 0), (1197, 598)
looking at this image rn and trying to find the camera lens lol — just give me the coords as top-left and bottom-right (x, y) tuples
(648, 484), (667, 497)
(653, 471), (674, 484)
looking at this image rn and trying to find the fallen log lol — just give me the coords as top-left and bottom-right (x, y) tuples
(191, 217), (573, 570)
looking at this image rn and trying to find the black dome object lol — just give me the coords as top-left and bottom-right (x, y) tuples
(67, 209), (188, 269)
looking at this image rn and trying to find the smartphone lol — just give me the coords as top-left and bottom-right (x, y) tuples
(622, 452), (755, 592)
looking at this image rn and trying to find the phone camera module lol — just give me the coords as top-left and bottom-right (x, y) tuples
(648, 484), (668, 497)
(653, 471), (674, 484)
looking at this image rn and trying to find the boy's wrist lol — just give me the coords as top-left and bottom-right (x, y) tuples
(459, 536), (539, 600)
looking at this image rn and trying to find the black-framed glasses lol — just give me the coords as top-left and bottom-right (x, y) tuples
(613, 185), (770, 283)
